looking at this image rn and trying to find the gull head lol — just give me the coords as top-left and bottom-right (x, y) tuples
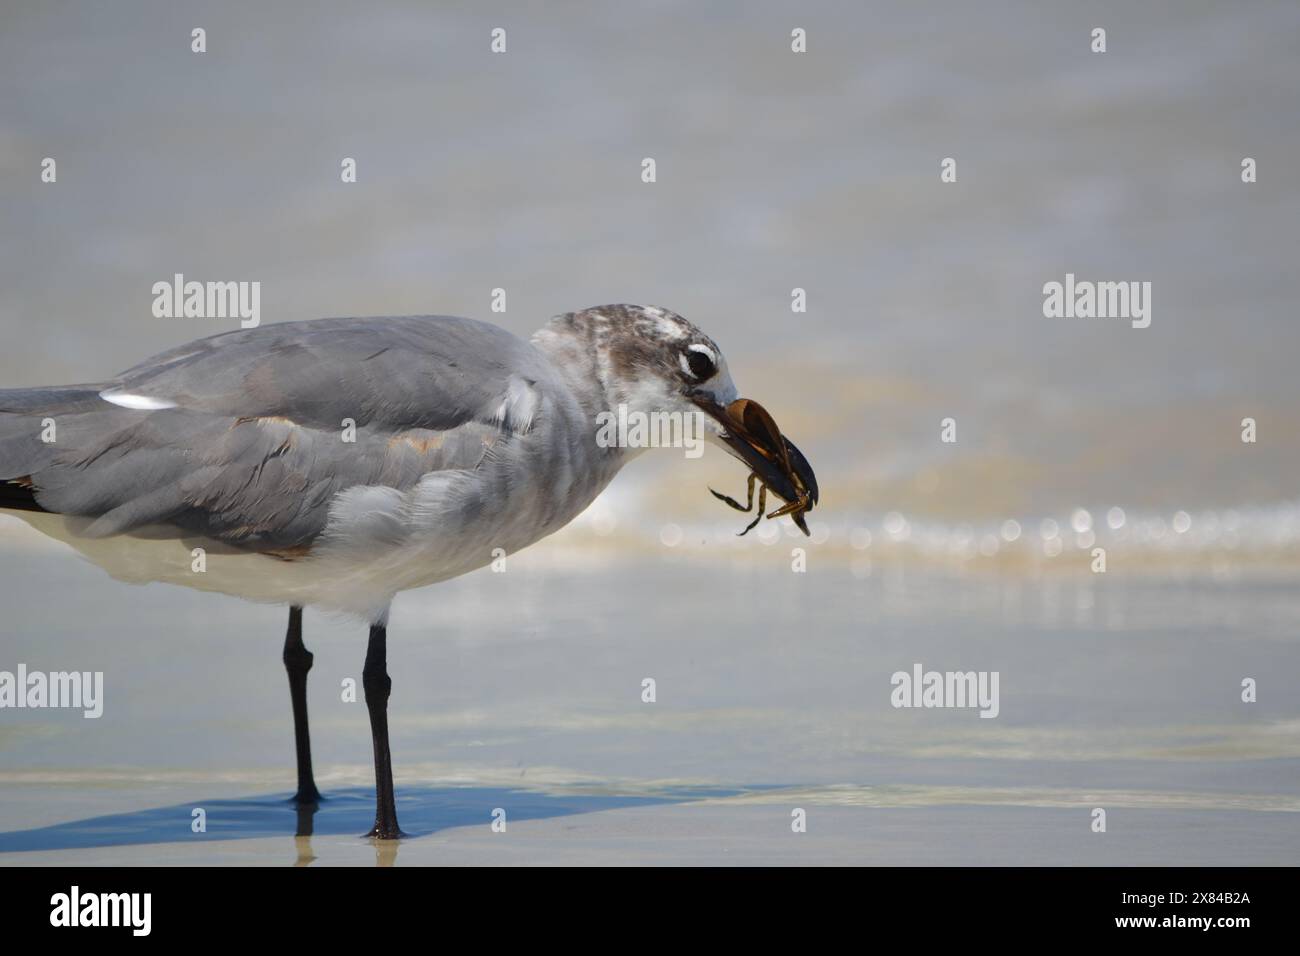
(535, 303), (819, 533)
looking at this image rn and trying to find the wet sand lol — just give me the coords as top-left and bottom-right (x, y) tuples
(2, 531), (1296, 865)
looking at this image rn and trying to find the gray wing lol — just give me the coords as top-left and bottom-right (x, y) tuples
(0, 315), (553, 551)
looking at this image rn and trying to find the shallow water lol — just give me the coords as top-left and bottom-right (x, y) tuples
(4, 1), (1300, 524)
(1, 533), (1296, 865)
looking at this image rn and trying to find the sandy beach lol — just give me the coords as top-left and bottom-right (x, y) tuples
(2, 530), (1296, 865)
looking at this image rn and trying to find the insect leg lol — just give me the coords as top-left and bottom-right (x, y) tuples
(710, 472), (757, 512)
(738, 483), (767, 536)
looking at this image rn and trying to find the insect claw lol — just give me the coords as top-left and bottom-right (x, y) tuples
(709, 487), (750, 512)
(713, 473), (776, 534)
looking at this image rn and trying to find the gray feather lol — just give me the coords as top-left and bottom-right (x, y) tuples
(1, 316), (553, 550)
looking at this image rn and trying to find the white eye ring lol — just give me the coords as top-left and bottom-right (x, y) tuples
(680, 343), (718, 379)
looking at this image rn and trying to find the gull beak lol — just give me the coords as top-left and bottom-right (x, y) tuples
(692, 394), (820, 535)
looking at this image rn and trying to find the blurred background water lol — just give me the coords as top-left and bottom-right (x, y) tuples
(1, 1), (1298, 863)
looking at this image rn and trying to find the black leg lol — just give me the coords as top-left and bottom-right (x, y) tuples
(283, 606), (322, 805)
(362, 622), (404, 839)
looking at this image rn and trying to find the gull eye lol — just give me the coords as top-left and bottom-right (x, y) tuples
(684, 345), (716, 380)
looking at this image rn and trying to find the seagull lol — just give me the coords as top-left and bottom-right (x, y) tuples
(0, 304), (818, 838)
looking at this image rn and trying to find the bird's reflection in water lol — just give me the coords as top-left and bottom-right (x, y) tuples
(371, 839), (399, 867)
(289, 798), (398, 866)
(293, 835), (316, 867)
(292, 800), (318, 866)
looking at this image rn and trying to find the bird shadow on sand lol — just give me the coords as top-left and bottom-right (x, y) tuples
(0, 784), (746, 854)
